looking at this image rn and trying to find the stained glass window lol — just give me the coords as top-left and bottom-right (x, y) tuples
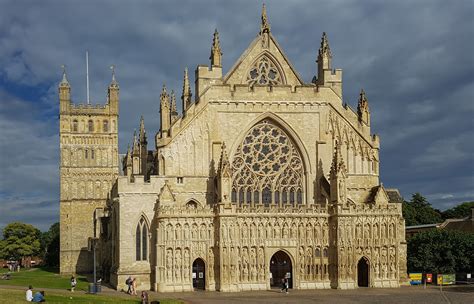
(231, 120), (304, 206)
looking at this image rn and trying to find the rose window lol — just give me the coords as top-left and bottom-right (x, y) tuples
(231, 119), (304, 206)
(247, 56), (282, 86)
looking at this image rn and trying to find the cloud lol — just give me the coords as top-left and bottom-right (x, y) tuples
(0, 0), (473, 231)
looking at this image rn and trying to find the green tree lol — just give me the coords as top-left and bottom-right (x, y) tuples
(402, 193), (442, 226)
(0, 222), (42, 260)
(407, 229), (474, 273)
(442, 201), (474, 220)
(43, 222), (60, 266)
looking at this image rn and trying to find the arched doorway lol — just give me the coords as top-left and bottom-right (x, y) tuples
(357, 257), (369, 287)
(270, 251), (293, 289)
(192, 258), (205, 290)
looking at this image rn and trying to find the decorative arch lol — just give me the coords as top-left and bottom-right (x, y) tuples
(135, 214), (150, 261)
(184, 198), (202, 209)
(230, 117), (307, 206)
(245, 51), (286, 86)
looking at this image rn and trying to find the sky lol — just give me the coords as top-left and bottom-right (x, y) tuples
(0, 0), (473, 231)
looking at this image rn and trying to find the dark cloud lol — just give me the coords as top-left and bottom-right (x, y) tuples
(0, 0), (472, 230)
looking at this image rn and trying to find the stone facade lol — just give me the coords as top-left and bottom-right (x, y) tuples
(59, 6), (407, 292)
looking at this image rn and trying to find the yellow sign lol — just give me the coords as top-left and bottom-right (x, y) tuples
(437, 275), (443, 285)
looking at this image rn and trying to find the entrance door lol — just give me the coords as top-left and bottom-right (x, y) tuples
(270, 251), (293, 288)
(357, 257), (369, 287)
(192, 258), (205, 290)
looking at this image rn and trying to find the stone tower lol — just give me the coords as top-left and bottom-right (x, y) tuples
(59, 66), (119, 274)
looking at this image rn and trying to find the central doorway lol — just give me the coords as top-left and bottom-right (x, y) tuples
(192, 258), (205, 290)
(270, 250), (293, 289)
(357, 257), (369, 287)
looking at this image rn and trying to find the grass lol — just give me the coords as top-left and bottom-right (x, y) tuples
(0, 267), (183, 303)
(0, 288), (141, 303)
(0, 267), (89, 290)
(0, 289), (183, 304)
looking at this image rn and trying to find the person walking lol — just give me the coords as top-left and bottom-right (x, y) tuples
(141, 291), (149, 304)
(126, 276), (132, 294)
(132, 278), (138, 295)
(280, 278), (285, 292)
(70, 276), (77, 292)
(284, 277), (289, 294)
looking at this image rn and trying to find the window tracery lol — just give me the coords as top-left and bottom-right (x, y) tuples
(136, 217), (148, 261)
(246, 56), (283, 86)
(231, 120), (304, 206)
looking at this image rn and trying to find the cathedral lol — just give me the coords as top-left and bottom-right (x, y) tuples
(59, 6), (407, 292)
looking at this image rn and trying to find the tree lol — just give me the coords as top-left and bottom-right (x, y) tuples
(0, 222), (42, 261)
(407, 229), (474, 273)
(402, 193), (442, 226)
(43, 222), (60, 267)
(442, 201), (474, 220)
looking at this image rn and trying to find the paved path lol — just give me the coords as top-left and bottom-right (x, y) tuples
(156, 286), (474, 304)
(2, 284), (473, 303)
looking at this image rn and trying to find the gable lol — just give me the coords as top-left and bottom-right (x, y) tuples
(224, 34), (304, 87)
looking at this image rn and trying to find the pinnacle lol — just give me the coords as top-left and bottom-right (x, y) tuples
(60, 64), (70, 86)
(260, 3), (271, 34)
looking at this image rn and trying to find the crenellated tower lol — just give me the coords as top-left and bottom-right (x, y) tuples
(59, 65), (119, 274)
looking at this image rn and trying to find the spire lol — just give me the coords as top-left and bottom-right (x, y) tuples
(181, 68), (192, 112)
(318, 32), (332, 59)
(59, 65), (70, 87)
(139, 115), (146, 143)
(109, 65), (118, 87)
(210, 29), (222, 67)
(132, 129), (140, 155)
(217, 142), (231, 178)
(260, 3), (271, 34)
(160, 85), (170, 109)
(170, 90), (179, 124)
(357, 89), (370, 125)
(126, 144), (132, 166)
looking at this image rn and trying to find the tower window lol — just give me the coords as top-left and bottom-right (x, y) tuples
(136, 217), (149, 261)
(91, 149), (94, 159)
(73, 120), (78, 132)
(85, 149), (88, 159)
(88, 120), (94, 132)
(103, 120), (109, 132)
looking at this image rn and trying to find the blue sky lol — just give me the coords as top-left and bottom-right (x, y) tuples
(0, 0), (473, 231)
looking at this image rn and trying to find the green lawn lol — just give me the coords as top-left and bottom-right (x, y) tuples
(0, 267), (89, 290)
(0, 288), (141, 303)
(0, 268), (183, 303)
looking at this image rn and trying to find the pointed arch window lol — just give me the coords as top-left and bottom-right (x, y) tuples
(88, 120), (94, 132)
(103, 120), (109, 132)
(231, 119), (304, 206)
(136, 217), (149, 261)
(72, 120), (78, 132)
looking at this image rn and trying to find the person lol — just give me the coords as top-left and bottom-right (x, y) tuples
(131, 278), (137, 295)
(32, 291), (45, 302)
(141, 291), (149, 304)
(284, 277), (289, 294)
(280, 278), (285, 292)
(70, 275), (77, 292)
(126, 276), (132, 294)
(26, 285), (33, 302)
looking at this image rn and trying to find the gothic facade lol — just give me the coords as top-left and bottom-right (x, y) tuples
(59, 6), (407, 292)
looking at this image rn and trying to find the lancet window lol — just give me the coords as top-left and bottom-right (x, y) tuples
(231, 119), (304, 206)
(247, 55), (283, 86)
(136, 217), (148, 261)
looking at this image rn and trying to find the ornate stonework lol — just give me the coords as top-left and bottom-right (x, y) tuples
(59, 5), (406, 293)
